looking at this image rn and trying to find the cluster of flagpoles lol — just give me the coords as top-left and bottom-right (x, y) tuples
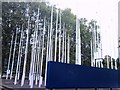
(5, 4), (118, 88)
(90, 22), (118, 69)
(5, 5), (72, 88)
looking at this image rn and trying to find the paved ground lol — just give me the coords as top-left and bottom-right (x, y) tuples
(1, 79), (120, 90)
(2, 79), (45, 90)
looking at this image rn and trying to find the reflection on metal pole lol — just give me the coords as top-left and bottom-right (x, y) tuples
(6, 33), (14, 79)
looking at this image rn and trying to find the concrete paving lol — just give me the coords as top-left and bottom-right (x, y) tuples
(1, 79), (120, 90)
(2, 79), (45, 90)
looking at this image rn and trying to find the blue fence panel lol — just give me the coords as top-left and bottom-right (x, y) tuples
(46, 61), (119, 89)
(118, 70), (120, 87)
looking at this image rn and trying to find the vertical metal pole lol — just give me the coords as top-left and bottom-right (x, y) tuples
(54, 9), (58, 62)
(75, 16), (81, 65)
(29, 37), (34, 86)
(21, 7), (30, 86)
(29, 31), (35, 87)
(29, 34), (34, 81)
(67, 33), (70, 63)
(58, 10), (62, 62)
(31, 8), (40, 87)
(114, 38), (117, 70)
(93, 23), (97, 66)
(10, 29), (18, 80)
(36, 33), (41, 81)
(115, 59), (117, 70)
(6, 33), (14, 79)
(49, 6), (53, 61)
(44, 24), (50, 86)
(111, 57), (113, 69)
(100, 30), (103, 68)
(39, 17), (46, 87)
(61, 24), (65, 63)
(35, 8), (40, 85)
(92, 28), (95, 67)
(106, 55), (109, 69)
(17, 39), (23, 80)
(14, 25), (23, 84)
(91, 38), (94, 66)
(64, 28), (67, 63)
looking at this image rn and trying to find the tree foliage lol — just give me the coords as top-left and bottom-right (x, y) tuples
(2, 2), (100, 73)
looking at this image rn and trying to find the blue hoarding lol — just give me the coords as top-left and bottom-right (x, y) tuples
(46, 61), (120, 89)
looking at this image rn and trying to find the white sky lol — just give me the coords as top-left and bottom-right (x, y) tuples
(47, 0), (119, 59)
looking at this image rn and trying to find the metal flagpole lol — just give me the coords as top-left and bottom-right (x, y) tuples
(49, 6), (53, 61)
(10, 28), (18, 80)
(100, 30), (103, 68)
(93, 22), (97, 67)
(58, 10), (62, 62)
(61, 24), (65, 63)
(21, 7), (30, 86)
(35, 8), (40, 85)
(106, 55), (109, 68)
(115, 59), (117, 70)
(17, 35), (24, 80)
(111, 57), (113, 69)
(64, 28), (67, 63)
(30, 8), (40, 87)
(14, 25), (23, 85)
(30, 31), (36, 88)
(44, 24), (50, 86)
(67, 33), (70, 64)
(54, 9), (58, 62)
(35, 32), (41, 85)
(92, 27), (95, 67)
(39, 17), (46, 87)
(29, 31), (35, 87)
(91, 38), (94, 67)
(36, 33), (41, 81)
(75, 16), (81, 65)
(6, 33), (14, 79)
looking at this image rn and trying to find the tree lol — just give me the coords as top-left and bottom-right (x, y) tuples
(2, 2), (100, 75)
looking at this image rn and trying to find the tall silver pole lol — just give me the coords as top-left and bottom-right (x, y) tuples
(21, 7), (30, 86)
(100, 30), (103, 68)
(64, 28), (67, 63)
(54, 9), (59, 62)
(30, 8), (40, 87)
(39, 17), (46, 87)
(30, 31), (36, 88)
(29, 32), (35, 86)
(49, 6), (53, 61)
(75, 16), (81, 65)
(106, 55), (109, 68)
(90, 28), (94, 66)
(92, 27), (95, 66)
(6, 33), (14, 79)
(10, 29), (18, 80)
(95, 28), (97, 67)
(14, 25), (23, 84)
(17, 38), (24, 80)
(61, 24), (65, 63)
(58, 10), (62, 62)
(44, 24), (50, 86)
(35, 8), (40, 85)
(67, 33), (70, 63)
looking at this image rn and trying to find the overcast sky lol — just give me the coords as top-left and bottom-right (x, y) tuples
(47, 0), (119, 59)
